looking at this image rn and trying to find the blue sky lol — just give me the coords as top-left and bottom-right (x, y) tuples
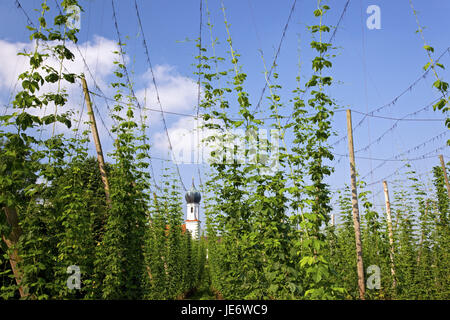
(0, 0), (449, 221)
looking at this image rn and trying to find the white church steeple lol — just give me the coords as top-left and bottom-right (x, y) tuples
(185, 178), (201, 239)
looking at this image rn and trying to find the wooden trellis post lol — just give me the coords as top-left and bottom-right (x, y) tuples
(1, 206), (27, 297)
(81, 75), (111, 206)
(383, 180), (397, 290)
(346, 109), (366, 300)
(439, 155), (450, 198)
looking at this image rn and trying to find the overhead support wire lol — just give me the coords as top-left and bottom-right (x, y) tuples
(330, 46), (450, 147)
(108, 0), (162, 191)
(349, 109), (446, 121)
(52, 0), (117, 120)
(359, 0), (374, 199)
(88, 90), (343, 120)
(51, 0), (116, 139)
(283, 0), (352, 128)
(14, 0), (114, 140)
(359, 130), (449, 180)
(253, 0), (297, 113)
(14, 0), (34, 27)
(354, 97), (445, 154)
(364, 144), (449, 187)
(333, 147), (447, 163)
(353, 47), (450, 125)
(369, 168), (435, 199)
(329, 0), (351, 44)
(196, 0), (204, 187)
(133, 0), (187, 191)
(111, 1), (142, 110)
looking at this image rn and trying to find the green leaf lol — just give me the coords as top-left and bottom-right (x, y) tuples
(313, 9), (323, 17)
(63, 73), (76, 83)
(423, 45), (434, 52)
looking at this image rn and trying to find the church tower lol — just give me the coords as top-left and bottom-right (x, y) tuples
(185, 178), (201, 239)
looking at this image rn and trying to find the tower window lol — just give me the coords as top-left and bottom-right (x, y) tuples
(191, 207), (193, 213)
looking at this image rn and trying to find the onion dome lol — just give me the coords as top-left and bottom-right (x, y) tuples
(185, 178), (201, 204)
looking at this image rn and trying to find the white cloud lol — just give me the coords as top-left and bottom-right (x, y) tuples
(65, 35), (120, 92)
(153, 115), (281, 174)
(153, 115), (241, 166)
(0, 39), (30, 92)
(0, 36), (208, 161)
(0, 36), (118, 94)
(154, 116), (200, 164)
(0, 36), (119, 139)
(137, 64), (199, 115)
(136, 65), (204, 157)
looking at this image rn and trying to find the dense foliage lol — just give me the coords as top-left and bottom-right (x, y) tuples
(0, 0), (448, 300)
(0, 0), (205, 300)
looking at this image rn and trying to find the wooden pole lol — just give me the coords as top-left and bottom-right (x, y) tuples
(417, 199), (429, 265)
(346, 109), (365, 300)
(1, 206), (27, 297)
(382, 180), (397, 290)
(81, 76), (111, 206)
(439, 155), (450, 199)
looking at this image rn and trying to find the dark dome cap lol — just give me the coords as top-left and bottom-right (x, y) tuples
(185, 178), (201, 203)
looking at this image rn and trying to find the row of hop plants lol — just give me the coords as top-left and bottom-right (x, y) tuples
(200, 0), (449, 300)
(0, 0), (448, 300)
(0, 0), (205, 299)
(144, 166), (206, 300)
(202, 0), (344, 299)
(328, 164), (449, 300)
